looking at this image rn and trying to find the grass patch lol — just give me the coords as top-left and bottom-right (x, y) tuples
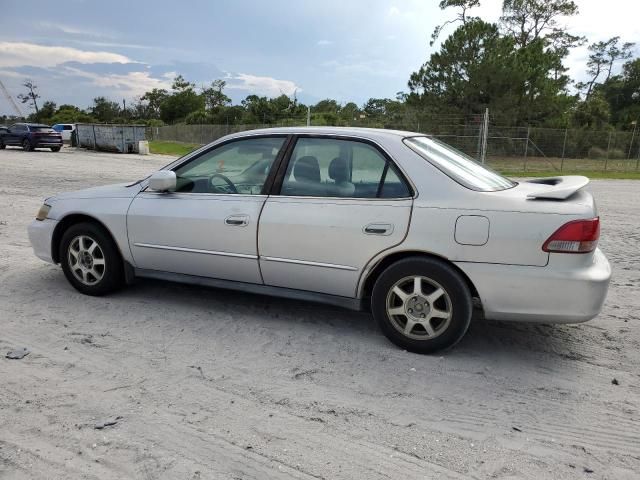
(149, 141), (200, 157)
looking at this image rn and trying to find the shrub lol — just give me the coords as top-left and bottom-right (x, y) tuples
(587, 146), (607, 159)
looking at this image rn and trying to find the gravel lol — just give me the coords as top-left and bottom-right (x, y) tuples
(1, 146), (639, 479)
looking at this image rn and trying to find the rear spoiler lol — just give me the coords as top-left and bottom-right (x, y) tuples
(525, 176), (589, 200)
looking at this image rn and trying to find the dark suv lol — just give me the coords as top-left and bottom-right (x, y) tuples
(0, 123), (63, 152)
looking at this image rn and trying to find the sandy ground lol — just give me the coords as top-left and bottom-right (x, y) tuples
(0, 146), (639, 480)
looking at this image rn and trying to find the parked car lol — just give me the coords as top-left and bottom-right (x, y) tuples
(52, 123), (76, 142)
(0, 125), (8, 134)
(0, 123), (62, 151)
(27, 127), (611, 353)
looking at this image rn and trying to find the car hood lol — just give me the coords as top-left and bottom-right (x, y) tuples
(48, 182), (143, 202)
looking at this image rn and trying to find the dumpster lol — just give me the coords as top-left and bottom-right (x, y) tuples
(76, 124), (147, 153)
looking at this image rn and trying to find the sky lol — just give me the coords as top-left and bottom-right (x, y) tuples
(0, 0), (639, 116)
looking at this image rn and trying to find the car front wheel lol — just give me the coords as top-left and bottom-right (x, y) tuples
(371, 257), (472, 354)
(59, 222), (124, 296)
(22, 139), (32, 151)
(0, 140), (5, 149)
(50, 147), (61, 152)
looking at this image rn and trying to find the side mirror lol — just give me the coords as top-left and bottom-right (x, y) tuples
(148, 170), (177, 192)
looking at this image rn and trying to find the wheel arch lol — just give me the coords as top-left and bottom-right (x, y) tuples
(360, 250), (481, 306)
(51, 213), (124, 264)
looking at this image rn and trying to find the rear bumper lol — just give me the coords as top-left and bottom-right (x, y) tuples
(27, 219), (57, 264)
(34, 141), (62, 147)
(455, 248), (611, 323)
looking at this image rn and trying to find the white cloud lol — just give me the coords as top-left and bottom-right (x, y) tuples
(226, 73), (301, 97)
(62, 67), (173, 97)
(317, 40), (333, 46)
(0, 42), (131, 68)
(388, 6), (401, 16)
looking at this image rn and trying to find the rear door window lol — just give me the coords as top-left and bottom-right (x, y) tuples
(280, 137), (411, 198)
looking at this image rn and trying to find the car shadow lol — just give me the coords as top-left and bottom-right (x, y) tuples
(120, 277), (587, 364)
(21, 265), (591, 367)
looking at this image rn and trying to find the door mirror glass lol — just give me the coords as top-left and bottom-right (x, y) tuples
(148, 170), (177, 192)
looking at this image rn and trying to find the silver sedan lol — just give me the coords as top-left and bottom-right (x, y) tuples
(28, 127), (611, 353)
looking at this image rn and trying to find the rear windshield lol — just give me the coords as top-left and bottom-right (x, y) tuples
(30, 126), (55, 132)
(404, 136), (516, 192)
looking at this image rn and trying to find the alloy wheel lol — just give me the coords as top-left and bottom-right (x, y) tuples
(67, 235), (106, 286)
(385, 275), (452, 340)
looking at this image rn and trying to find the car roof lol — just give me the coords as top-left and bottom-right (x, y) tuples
(12, 123), (51, 127)
(230, 126), (424, 140)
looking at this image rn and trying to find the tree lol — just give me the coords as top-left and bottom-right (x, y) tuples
(571, 93), (610, 129)
(17, 80), (40, 114)
(312, 99), (341, 114)
(202, 80), (231, 112)
(340, 102), (360, 121)
(408, 18), (574, 126)
(34, 101), (56, 123)
(159, 75), (204, 124)
(90, 97), (121, 123)
(139, 88), (168, 118)
(500, 0), (582, 49)
(50, 104), (95, 124)
(597, 57), (640, 128)
(430, 0), (481, 46)
(580, 38), (636, 99)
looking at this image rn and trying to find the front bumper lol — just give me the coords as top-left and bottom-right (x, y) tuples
(27, 218), (58, 264)
(456, 248), (612, 323)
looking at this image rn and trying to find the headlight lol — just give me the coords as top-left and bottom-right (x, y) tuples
(36, 204), (51, 221)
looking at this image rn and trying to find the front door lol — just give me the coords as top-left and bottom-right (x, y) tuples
(127, 135), (287, 284)
(258, 136), (414, 297)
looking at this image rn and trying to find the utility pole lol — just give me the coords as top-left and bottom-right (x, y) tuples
(0, 79), (24, 118)
(307, 106), (311, 126)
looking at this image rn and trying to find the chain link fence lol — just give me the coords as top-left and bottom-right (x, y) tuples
(147, 115), (640, 172)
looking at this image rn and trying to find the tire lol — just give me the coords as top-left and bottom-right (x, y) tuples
(50, 147), (61, 152)
(0, 141), (5, 149)
(22, 139), (32, 151)
(371, 257), (472, 354)
(59, 222), (124, 296)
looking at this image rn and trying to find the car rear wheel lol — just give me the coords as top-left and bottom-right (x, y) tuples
(59, 222), (124, 296)
(50, 147), (61, 152)
(0, 140), (5, 149)
(22, 139), (32, 151)
(371, 257), (472, 354)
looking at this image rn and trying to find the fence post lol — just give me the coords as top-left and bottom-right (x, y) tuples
(628, 122), (637, 164)
(604, 131), (612, 171)
(560, 128), (568, 171)
(481, 108), (489, 164)
(523, 127), (530, 172)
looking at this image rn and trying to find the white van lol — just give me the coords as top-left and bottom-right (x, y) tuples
(51, 124), (76, 142)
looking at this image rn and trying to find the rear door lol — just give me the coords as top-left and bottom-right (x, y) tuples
(258, 136), (414, 297)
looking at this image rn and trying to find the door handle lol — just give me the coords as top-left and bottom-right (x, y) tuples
(364, 223), (393, 235)
(225, 215), (249, 226)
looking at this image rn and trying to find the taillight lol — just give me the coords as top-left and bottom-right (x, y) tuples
(542, 217), (600, 253)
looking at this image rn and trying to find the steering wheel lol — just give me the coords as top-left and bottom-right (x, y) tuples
(209, 173), (238, 194)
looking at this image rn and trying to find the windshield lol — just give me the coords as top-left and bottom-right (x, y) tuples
(404, 136), (515, 192)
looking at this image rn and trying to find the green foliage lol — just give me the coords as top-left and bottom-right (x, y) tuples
(90, 97), (121, 123)
(159, 76), (205, 124)
(571, 93), (611, 129)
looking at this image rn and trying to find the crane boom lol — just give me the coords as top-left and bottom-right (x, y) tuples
(0, 79), (24, 118)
